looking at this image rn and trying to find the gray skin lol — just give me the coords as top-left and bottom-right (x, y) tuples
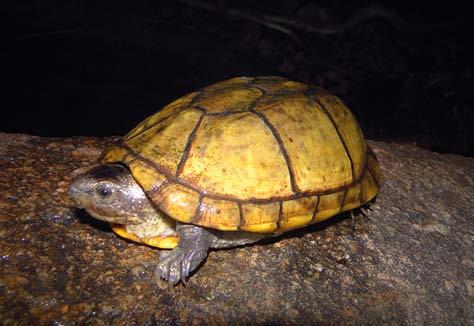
(69, 164), (268, 286)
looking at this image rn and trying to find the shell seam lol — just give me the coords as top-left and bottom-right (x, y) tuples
(311, 195), (321, 223)
(305, 90), (356, 182)
(119, 142), (368, 204)
(250, 109), (300, 194)
(126, 91), (204, 143)
(175, 113), (205, 177)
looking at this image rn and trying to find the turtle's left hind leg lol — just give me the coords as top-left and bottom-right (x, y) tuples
(155, 223), (213, 287)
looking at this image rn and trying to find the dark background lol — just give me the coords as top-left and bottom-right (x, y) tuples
(3, 0), (473, 156)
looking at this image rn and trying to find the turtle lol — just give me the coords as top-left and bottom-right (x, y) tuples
(69, 76), (380, 286)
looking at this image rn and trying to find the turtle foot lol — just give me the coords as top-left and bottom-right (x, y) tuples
(155, 247), (208, 286)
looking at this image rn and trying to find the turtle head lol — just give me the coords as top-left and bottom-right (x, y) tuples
(69, 164), (150, 225)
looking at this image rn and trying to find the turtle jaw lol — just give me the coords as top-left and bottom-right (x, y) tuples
(84, 210), (134, 225)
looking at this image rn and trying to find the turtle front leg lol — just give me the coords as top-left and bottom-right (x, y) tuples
(155, 223), (213, 286)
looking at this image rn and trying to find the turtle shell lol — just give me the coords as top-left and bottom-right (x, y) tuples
(101, 76), (380, 234)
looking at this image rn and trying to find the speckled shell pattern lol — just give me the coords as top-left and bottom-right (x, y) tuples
(100, 76), (380, 234)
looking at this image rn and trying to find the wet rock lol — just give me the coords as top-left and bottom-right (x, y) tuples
(0, 132), (472, 324)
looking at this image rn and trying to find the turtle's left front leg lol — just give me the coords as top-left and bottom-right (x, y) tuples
(156, 223), (214, 286)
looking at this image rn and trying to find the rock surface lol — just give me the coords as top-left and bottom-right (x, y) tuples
(0, 132), (472, 324)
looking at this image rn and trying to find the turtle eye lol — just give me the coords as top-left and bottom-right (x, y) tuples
(96, 185), (112, 199)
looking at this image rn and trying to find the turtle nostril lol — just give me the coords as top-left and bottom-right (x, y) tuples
(68, 182), (83, 200)
(68, 186), (78, 197)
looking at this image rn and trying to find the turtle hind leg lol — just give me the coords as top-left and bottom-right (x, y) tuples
(210, 230), (270, 248)
(155, 223), (213, 287)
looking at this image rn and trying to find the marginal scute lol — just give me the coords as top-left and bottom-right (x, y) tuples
(367, 148), (381, 184)
(125, 108), (203, 175)
(341, 182), (362, 212)
(278, 196), (319, 232)
(128, 159), (167, 193)
(240, 202), (279, 233)
(151, 183), (200, 224)
(314, 190), (346, 222)
(179, 113), (293, 200)
(358, 147), (380, 204)
(361, 167), (379, 203)
(197, 197), (240, 231)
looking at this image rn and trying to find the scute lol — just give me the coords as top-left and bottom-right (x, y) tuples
(254, 92), (353, 192)
(152, 183), (200, 224)
(197, 197), (241, 231)
(195, 87), (262, 113)
(240, 202), (280, 233)
(101, 76), (380, 233)
(178, 112), (293, 200)
(306, 88), (367, 179)
(126, 108), (203, 175)
(125, 91), (200, 141)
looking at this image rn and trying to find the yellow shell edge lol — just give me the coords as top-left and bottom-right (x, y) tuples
(110, 224), (178, 249)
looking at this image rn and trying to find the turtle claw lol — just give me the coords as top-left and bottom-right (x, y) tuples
(156, 248), (208, 287)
